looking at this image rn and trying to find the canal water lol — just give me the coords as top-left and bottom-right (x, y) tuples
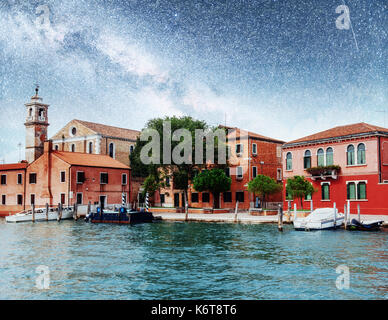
(0, 219), (387, 300)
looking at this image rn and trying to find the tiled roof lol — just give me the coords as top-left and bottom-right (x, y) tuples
(286, 122), (388, 145)
(74, 119), (140, 141)
(53, 151), (130, 169)
(0, 162), (28, 171)
(221, 126), (284, 144)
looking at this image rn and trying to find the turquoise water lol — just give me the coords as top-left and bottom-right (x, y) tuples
(0, 218), (387, 300)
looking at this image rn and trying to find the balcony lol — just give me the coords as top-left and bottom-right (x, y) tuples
(306, 165), (341, 180)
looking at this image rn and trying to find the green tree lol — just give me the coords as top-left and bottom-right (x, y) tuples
(247, 174), (282, 209)
(286, 176), (316, 209)
(192, 168), (232, 209)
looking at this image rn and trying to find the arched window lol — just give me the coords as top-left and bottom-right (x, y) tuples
(109, 143), (115, 158)
(88, 142), (93, 154)
(286, 152), (292, 170)
(347, 145), (355, 165)
(304, 150), (311, 169)
(54, 145), (59, 151)
(39, 108), (44, 117)
(357, 143), (366, 164)
(317, 148), (324, 166)
(326, 147), (333, 166)
(29, 108), (32, 117)
(71, 144), (75, 152)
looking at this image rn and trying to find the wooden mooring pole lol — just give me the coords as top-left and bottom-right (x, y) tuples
(73, 203), (78, 220)
(57, 203), (62, 222)
(293, 203), (297, 222)
(234, 201), (239, 223)
(287, 200), (291, 222)
(333, 202), (337, 229)
(278, 204), (283, 231)
(32, 204), (35, 223)
(45, 203), (49, 221)
(87, 201), (91, 217)
(344, 204), (348, 230)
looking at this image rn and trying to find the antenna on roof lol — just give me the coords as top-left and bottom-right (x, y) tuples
(35, 83), (39, 96)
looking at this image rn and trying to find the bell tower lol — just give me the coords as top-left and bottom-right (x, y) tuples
(24, 85), (50, 163)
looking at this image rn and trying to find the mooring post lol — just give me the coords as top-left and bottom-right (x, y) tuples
(57, 203), (62, 222)
(357, 204), (361, 222)
(74, 203), (78, 220)
(333, 202), (337, 229)
(347, 200), (351, 227)
(293, 203), (297, 222)
(310, 200), (313, 213)
(287, 200), (291, 222)
(234, 201), (239, 223)
(185, 193), (189, 221)
(278, 204), (283, 232)
(32, 204), (35, 223)
(344, 204), (347, 230)
(45, 203), (49, 221)
(87, 201), (91, 217)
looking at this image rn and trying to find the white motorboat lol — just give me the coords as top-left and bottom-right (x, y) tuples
(293, 207), (344, 231)
(5, 207), (74, 223)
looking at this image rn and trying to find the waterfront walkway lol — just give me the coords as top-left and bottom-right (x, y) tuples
(154, 212), (388, 225)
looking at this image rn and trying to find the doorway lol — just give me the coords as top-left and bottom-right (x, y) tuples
(99, 196), (106, 209)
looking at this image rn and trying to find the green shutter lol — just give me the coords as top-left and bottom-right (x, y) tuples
(347, 183), (356, 199)
(357, 182), (366, 199)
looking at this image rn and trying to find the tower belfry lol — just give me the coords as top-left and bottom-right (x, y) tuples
(24, 85), (50, 163)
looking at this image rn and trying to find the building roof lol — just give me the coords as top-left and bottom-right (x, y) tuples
(285, 122), (388, 146)
(74, 119), (140, 141)
(221, 125), (285, 144)
(53, 151), (130, 169)
(0, 162), (28, 171)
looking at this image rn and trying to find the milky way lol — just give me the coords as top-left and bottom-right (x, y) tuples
(0, 0), (386, 163)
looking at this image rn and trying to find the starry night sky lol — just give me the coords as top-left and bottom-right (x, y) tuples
(0, 0), (387, 163)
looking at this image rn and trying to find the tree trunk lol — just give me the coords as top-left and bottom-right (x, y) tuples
(300, 197), (303, 210)
(212, 192), (220, 209)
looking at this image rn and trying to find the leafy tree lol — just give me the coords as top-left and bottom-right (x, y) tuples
(286, 176), (316, 209)
(192, 168), (232, 209)
(247, 174), (282, 209)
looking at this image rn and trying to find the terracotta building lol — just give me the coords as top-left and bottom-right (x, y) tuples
(282, 122), (388, 215)
(155, 126), (284, 210)
(0, 89), (132, 216)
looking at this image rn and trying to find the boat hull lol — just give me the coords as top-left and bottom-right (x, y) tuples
(5, 208), (74, 223)
(88, 209), (154, 225)
(347, 219), (384, 231)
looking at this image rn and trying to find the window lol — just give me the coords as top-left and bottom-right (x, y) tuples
(277, 168), (282, 181)
(326, 147), (334, 166)
(17, 194), (23, 205)
(76, 172), (85, 184)
(122, 174), (127, 185)
(252, 166), (257, 178)
(202, 192), (210, 203)
(305, 193), (312, 200)
(1, 195), (5, 205)
(54, 145), (59, 151)
(347, 145), (355, 165)
(100, 172), (108, 184)
(357, 182), (367, 200)
(304, 150), (311, 169)
(357, 143), (366, 164)
(191, 193), (199, 203)
(236, 166), (243, 179)
(223, 192), (232, 203)
(236, 191), (244, 202)
(321, 183), (330, 200)
(71, 144), (75, 152)
(252, 143), (257, 155)
(1, 175), (6, 185)
(276, 146), (282, 158)
(70, 127), (77, 136)
(130, 145), (134, 154)
(225, 168), (230, 177)
(29, 108), (32, 117)
(109, 143), (115, 158)
(29, 173), (37, 184)
(236, 143), (243, 154)
(30, 194), (35, 205)
(317, 148), (325, 166)
(160, 194), (165, 204)
(347, 182), (356, 200)
(286, 152), (292, 170)
(88, 142), (93, 154)
(76, 193), (83, 205)
(60, 171), (66, 183)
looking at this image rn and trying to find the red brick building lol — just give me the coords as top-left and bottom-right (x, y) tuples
(282, 123), (388, 215)
(155, 126), (284, 210)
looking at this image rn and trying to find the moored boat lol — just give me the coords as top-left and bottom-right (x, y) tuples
(347, 219), (384, 231)
(5, 207), (74, 223)
(85, 207), (154, 224)
(293, 207), (344, 231)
